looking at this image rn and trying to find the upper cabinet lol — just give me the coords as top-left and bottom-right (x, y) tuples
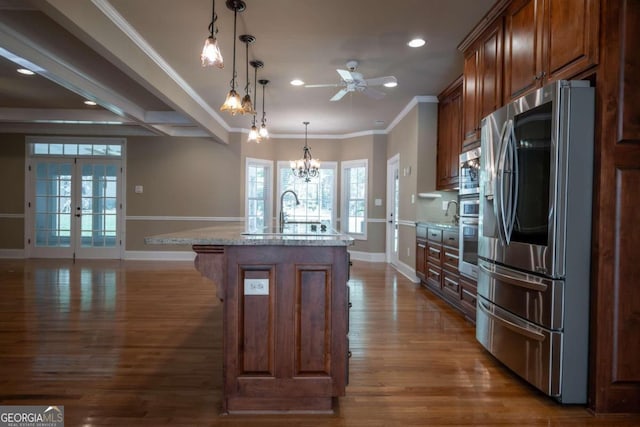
(462, 19), (504, 149)
(437, 76), (463, 190)
(504, 0), (600, 101)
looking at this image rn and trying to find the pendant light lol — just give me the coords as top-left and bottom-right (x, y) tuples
(247, 60), (263, 142)
(258, 79), (269, 139)
(200, 0), (224, 68)
(220, 0), (246, 115)
(239, 34), (256, 115)
(291, 122), (320, 182)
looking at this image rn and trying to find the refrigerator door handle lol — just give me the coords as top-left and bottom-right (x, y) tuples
(494, 120), (510, 245)
(478, 299), (546, 342)
(505, 121), (518, 243)
(478, 260), (549, 292)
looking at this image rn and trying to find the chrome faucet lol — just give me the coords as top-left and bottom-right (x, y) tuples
(445, 200), (459, 225)
(279, 190), (300, 232)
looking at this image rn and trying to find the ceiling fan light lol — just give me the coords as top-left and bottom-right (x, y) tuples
(201, 36), (224, 68)
(220, 89), (243, 115)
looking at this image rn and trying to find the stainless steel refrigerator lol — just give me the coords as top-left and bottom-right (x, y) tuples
(476, 80), (595, 403)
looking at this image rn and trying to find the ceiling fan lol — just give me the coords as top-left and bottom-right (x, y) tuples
(304, 60), (397, 101)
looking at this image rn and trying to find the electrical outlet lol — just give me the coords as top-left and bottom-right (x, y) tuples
(407, 247), (410, 257)
(442, 201), (449, 211)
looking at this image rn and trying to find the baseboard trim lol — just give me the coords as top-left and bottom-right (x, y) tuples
(393, 259), (421, 283)
(0, 249), (25, 259)
(124, 250), (195, 261)
(348, 250), (386, 263)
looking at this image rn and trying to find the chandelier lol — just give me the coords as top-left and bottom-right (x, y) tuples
(290, 121), (320, 182)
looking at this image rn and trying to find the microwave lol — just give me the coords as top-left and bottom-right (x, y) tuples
(459, 148), (480, 195)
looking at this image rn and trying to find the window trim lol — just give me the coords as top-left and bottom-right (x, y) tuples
(245, 157), (273, 231)
(341, 159), (368, 240)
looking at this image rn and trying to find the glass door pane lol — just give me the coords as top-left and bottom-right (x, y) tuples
(33, 160), (74, 257)
(75, 159), (120, 258)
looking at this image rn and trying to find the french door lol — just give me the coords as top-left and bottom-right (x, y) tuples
(28, 157), (122, 259)
(386, 154), (400, 266)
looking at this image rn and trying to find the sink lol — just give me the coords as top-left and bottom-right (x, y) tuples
(242, 223), (342, 238)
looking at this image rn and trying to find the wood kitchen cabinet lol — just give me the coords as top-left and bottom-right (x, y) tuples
(503, 0), (600, 101)
(416, 225), (427, 280)
(462, 19), (504, 148)
(437, 76), (462, 190)
(417, 224), (474, 321)
(425, 228), (443, 291)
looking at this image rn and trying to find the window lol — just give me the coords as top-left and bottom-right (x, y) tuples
(245, 158), (273, 232)
(341, 159), (368, 238)
(277, 161), (337, 228)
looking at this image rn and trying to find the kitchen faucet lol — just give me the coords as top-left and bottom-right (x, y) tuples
(445, 200), (459, 225)
(279, 190), (300, 232)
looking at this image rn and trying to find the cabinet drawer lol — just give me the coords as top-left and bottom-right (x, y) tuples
(427, 228), (443, 243)
(426, 265), (442, 288)
(443, 230), (459, 247)
(427, 244), (442, 263)
(443, 248), (459, 271)
(442, 271), (460, 298)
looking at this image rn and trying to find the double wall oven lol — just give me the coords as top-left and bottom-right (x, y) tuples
(458, 148), (480, 279)
(476, 80), (595, 403)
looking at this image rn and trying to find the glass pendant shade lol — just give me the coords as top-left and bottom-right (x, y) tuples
(259, 123), (269, 139)
(201, 36), (224, 68)
(220, 89), (243, 115)
(241, 93), (255, 115)
(248, 124), (260, 142)
(219, 0), (246, 115)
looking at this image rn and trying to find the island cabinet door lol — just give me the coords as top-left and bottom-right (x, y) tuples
(223, 245), (348, 412)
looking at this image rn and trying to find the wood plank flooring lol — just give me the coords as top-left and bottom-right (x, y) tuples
(0, 258), (638, 426)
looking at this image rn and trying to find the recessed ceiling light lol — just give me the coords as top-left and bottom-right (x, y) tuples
(17, 68), (35, 75)
(374, 120), (385, 126)
(384, 81), (398, 88)
(290, 79), (305, 86)
(408, 38), (426, 48)
(84, 100), (97, 106)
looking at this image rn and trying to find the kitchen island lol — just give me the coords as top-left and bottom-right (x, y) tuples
(146, 223), (353, 414)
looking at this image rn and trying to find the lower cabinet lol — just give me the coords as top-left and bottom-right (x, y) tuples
(416, 223), (477, 323)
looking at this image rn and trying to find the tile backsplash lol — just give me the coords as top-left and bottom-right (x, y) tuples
(416, 191), (458, 224)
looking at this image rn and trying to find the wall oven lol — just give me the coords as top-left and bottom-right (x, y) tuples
(459, 147), (480, 195)
(458, 148), (480, 279)
(476, 80), (595, 403)
(458, 198), (478, 279)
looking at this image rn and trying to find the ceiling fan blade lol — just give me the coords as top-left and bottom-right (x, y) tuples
(330, 89), (349, 101)
(364, 76), (397, 87)
(304, 83), (341, 88)
(362, 87), (386, 100)
(336, 69), (354, 82)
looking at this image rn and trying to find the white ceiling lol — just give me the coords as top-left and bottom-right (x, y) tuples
(0, 0), (495, 141)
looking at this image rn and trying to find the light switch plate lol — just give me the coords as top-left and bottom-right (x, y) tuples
(134, 185), (143, 194)
(374, 198), (382, 207)
(244, 278), (269, 295)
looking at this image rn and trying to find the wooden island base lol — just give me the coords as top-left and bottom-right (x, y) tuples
(193, 244), (350, 414)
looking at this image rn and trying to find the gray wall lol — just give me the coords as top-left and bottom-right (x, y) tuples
(0, 99), (455, 260)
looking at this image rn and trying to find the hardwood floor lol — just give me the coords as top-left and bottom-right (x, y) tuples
(0, 258), (638, 426)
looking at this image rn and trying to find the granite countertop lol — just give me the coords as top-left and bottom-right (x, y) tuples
(416, 221), (459, 230)
(145, 222), (354, 247)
